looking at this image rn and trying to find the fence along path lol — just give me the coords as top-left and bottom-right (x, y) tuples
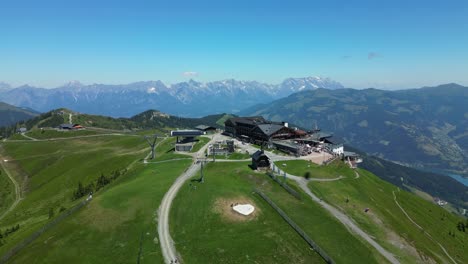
(254, 189), (334, 264)
(0, 199), (91, 264)
(266, 171), (302, 200)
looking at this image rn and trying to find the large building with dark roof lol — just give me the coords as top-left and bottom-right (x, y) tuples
(224, 116), (304, 144)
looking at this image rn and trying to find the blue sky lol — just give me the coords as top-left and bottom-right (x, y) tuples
(1, 0), (467, 89)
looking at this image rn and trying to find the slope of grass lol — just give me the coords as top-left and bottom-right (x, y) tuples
(215, 114), (234, 127)
(25, 129), (100, 139)
(170, 162), (382, 263)
(154, 137), (190, 161)
(0, 135), (148, 256)
(274, 160), (350, 179)
(6, 159), (192, 263)
(0, 102), (38, 127)
(214, 152), (251, 160)
(190, 136), (211, 153)
(308, 164), (468, 263)
(6, 133), (30, 140)
(0, 166), (15, 217)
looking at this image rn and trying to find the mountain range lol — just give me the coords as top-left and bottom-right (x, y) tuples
(241, 83), (468, 176)
(0, 77), (343, 118)
(1, 106), (466, 209)
(0, 102), (39, 127)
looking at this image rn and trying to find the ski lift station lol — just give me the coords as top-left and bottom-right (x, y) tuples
(171, 130), (206, 152)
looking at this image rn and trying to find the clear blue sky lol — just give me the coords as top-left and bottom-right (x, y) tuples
(1, 0), (467, 89)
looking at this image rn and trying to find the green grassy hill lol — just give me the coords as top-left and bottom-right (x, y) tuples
(241, 84), (468, 176)
(276, 161), (468, 263)
(351, 147), (468, 209)
(1, 126), (467, 263)
(1, 108), (230, 139)
(171, 162), (385, 263)
(0, 134), (149, 256)
(0, 102), (38, 127)
(4, 159), (193, 263)
(309, 167), (468, 264)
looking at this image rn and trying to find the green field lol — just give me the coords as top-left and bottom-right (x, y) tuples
(6, 134), (30, 140)
(307, 164), (468, 263)
(190, 136), (211, 153)
(153, 137), (190, 161)
(214, 151), (251, 160)
(6, 160), (192, 263)
(2, 128), (466, 264)
(0, 166), (15, 217)
(24, 129), (100, 139)
(170, 162), (383, 263)
(274, 160), (345, 179)
(0, 134), (149, 256)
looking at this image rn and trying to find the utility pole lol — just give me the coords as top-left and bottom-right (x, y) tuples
(212, 146), (216, 162)
(200, 159), (205, 183)
(144, 134), (158, 159)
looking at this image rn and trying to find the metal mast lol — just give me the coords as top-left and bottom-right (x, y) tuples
(144, 134), (158, 159)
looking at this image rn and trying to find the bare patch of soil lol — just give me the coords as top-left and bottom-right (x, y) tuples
(212, 196), (261, 222)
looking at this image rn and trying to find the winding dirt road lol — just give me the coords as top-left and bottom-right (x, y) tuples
(157, 134), (217, 264)
(274, 164), (400, 264)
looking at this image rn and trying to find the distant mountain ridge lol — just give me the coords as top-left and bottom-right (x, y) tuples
(241, 83), (468, 175)
(0, 77), (343, 118)
(1, 107), (230, 133)
(0, 102), (39, 127)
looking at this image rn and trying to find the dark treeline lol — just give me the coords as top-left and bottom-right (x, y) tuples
(0, 224), (20, 246)
(72, 169), (127, 200)
(457, 220), (468, 232)
(0, 110), (61, 138)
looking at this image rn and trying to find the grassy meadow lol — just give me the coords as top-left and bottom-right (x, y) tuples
(274, 160), (347, 179)
(190, 136), (211, 153)
(0, 134), (149, 257)
(170, 162), (383, 264)
(307, 163), (468, 263)
(213, 151), (251, 160)
(6, 160), (192, 263)
(1, 128), (466, 264)
(153, 137), (191, 161)
(24, 129), (101, 139)
(0, 166), (15, 217)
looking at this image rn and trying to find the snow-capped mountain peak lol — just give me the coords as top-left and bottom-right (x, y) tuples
(0, 76), (344, 117)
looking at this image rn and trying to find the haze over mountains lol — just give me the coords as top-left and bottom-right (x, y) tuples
(1, 77), (467, 177)
(0, 77), (343, 118)
(241, 83), (468, 176)
(0, 102), (39, 127)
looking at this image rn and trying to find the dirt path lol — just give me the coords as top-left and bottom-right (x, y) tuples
(157, 134), (218, 264)
(69, 113), (73, 124)
(0, 159), (22, 221)
(392, 191), (457, 264)
(354, 170), (360, 179)
(271, 163), (345, 182)
(272, 164), (399, 264)
(21, 133), (37, 141)
(299, 179), (399, 263)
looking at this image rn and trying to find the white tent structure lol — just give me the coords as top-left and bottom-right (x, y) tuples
(232, 204), (255, 216)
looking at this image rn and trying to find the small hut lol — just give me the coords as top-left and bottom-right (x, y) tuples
(251, 150), (270, 170)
